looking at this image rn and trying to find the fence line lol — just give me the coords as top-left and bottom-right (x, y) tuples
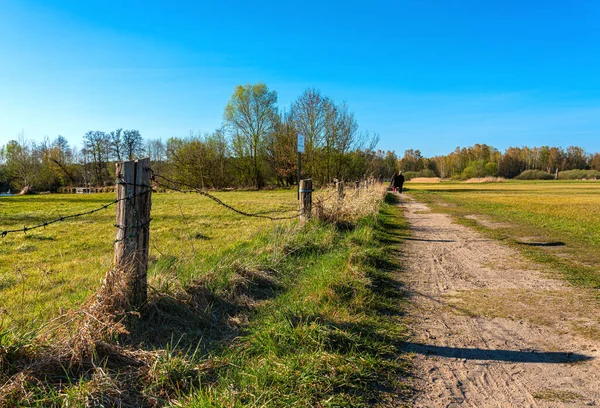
(0, 189), (151, 238)
(0, 173), (303, 238)
(149, 171), (301, 220)
(2, 174), (379, 239)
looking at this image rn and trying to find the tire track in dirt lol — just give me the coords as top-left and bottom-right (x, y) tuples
(400, 196), (600, 407)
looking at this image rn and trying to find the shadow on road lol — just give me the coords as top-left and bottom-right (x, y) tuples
(405, 342), (593, 363)
(517, 241), (566, 247)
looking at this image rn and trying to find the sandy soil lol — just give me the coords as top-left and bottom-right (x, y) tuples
(400, 196), (600, 407)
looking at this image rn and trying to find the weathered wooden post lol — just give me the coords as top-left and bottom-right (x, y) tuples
(113, 158), (152, 308)
(300, 179), (312, 221)
(336, 181), (344, 201)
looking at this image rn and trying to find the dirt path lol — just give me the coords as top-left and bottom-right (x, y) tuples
(400, 196), (600, 407)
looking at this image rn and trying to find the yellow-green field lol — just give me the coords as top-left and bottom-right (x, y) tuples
(0, 188), (410, 407)
(406, 180), (600, 287)
(0, 190), (299, 326)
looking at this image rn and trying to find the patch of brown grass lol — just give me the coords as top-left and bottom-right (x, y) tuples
(408, 177), (441, 183)
(313, 184), (387, 227)
(464, 177), (506, 183)
(533, 389), (584, 403)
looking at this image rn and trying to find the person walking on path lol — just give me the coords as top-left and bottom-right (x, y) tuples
(391, 171), (405, 193)
(397, 171), (405, 192)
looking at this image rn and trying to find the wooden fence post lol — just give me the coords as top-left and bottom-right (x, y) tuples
(336, 181), (344, 201)
(113, 158), (152, 308)
(300, 179), (312, 221)
(355, 181), (360, 196)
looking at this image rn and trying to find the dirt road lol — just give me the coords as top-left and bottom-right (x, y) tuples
(401, 196), (600, 407)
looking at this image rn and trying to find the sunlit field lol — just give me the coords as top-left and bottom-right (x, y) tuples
(0, 190), (299, 326)
(0, 186), (410, 407)
(407, 180), (600, 287)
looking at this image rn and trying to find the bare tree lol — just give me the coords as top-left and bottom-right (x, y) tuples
(122, 129), (144, 160)
(83, 130), (111, 185)
(290, 89), (332, 182)
(110, 128), (123, 162)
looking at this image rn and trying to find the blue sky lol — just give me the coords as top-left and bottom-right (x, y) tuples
(1, 0), (599, 156)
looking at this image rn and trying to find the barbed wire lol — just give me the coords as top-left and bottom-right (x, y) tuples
(251, 207), (300, 215)
(1, 170), (303, 239)
(149, 171), (301, 220)
(113, 177), (152, 243)
(0, 189), (151, 238)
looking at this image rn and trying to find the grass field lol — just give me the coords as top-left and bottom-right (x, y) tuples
(0, 187), (412, 406)
(406, 180), (600, 289)
(0, 190), (299, 327)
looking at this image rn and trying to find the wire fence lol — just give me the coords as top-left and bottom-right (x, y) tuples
(1, 165), (384, 240)
(1, 170), (304, 239)
(0, 189), (151, 238)
(149, 171), (301, 220)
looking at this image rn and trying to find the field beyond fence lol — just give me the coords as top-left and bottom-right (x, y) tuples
(0, 170), (403, 406)
(0, 190), (301, 327)
(0, 175), (384, 328)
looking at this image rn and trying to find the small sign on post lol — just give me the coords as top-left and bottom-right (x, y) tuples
(297, 134), (305, 153)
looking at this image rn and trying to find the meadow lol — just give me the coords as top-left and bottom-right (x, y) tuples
(406, 180), (600, 288)
(0, 190), (300, 327)
(0, 187), (411, 406)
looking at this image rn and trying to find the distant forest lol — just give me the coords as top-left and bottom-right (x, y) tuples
(399, 144), (600, 180)
(1, 84), (599, 192)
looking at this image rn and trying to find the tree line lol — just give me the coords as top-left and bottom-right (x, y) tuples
(398, 144), (600, 179)
(0, 84), (398, 192)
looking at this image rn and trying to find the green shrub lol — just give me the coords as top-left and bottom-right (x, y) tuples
(515, 170), (555, 180)
(558, 170), (600, 180)
(402, 171), (418, 181)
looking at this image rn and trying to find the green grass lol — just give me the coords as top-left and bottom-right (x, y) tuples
(406, 180), (600, 288)
(177, 194), (411, 407)
(0, 190), (412, 406)
(0, 191), (299, 327)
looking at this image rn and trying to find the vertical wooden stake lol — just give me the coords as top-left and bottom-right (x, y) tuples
(300, 179), (312, 221)
(336, 181), (344, 201)
(113, 158), (151, 308)
(355, 181), (360, 197)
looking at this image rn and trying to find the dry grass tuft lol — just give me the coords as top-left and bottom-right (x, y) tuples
(464, 177), (506, 183)
(408, 177), (441, 183)
(313, 184), (387, 227)
(0, 266), (161, 406)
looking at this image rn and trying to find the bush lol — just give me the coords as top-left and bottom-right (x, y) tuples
(558, 170), (600, 180)
(401, 171), (417, 181)
(514, 170), (555, 180)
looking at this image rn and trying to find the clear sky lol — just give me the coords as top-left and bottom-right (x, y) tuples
(1, 0), (599, 157)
